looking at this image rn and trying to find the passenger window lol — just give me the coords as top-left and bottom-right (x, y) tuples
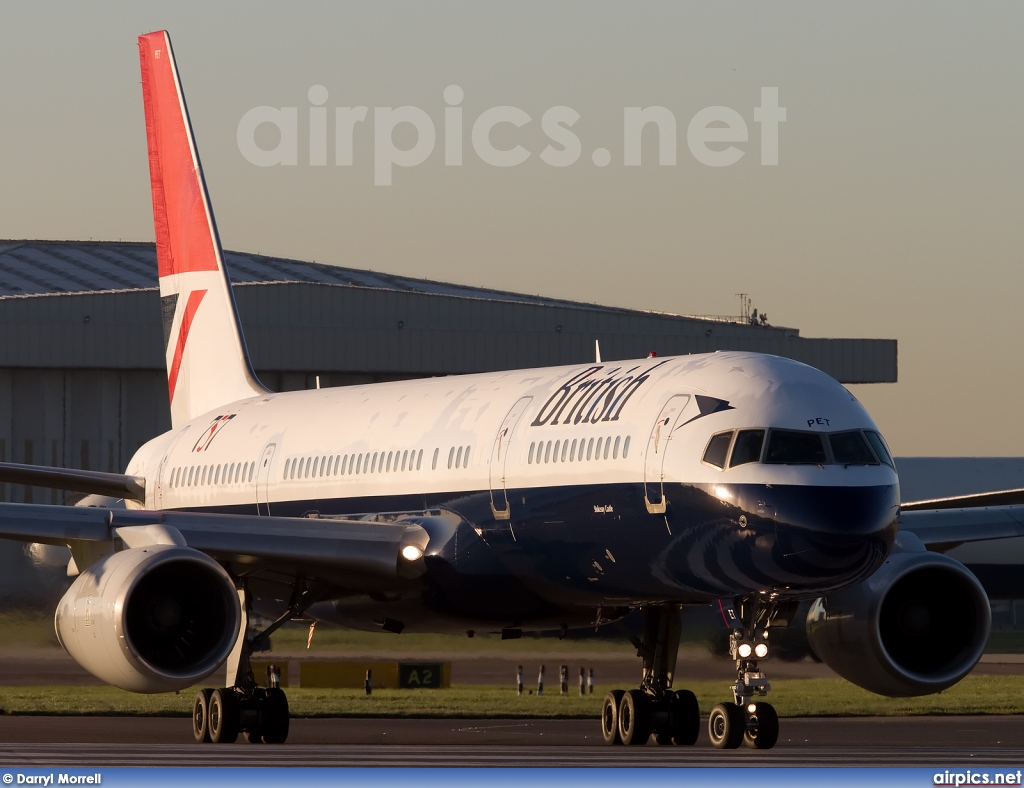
(544, 441), (552, 463)
(623, 435), (631, 459)
(829, 431), (877, 465)
(587, 437), (594, 460)
(570, 439), (577, 462)
(765, 430), (827, 465)
(248, 462), (255, 482)
(402, 450), (408, 471)
(465, 445), (471, 466)
(560, 441), (568, 462)
(613, 436), (621, 459)
(371, 452), (379, 473)
(386, 451), (393, 472)
(865, 431), (894, 468)
(528, 442), (535, 464)
(432, 448), (439, 470)
(595, 437), (603, 459)
(456, 446), (463, 468)
(448, 447), (455, 469)
(552, 440), (561, 463)
(603, 438), (611, 460)
(730, 430), (765, 467)
(702, 432), (733, 469)
(417, 449), (423, 470)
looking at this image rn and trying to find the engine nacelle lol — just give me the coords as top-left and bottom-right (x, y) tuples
(806, 534), (990, 697)
(55, 545), (241, 693)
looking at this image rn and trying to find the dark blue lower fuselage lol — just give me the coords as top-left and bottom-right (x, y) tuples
(196, 481), (899, 631)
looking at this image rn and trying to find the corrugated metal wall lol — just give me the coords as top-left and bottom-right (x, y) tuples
(0, 284), (897, 381)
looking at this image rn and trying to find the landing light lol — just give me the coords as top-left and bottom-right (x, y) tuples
(754, 643), (769, 658)
(401, 545), (424, 562)
(747, 703), (757, 714)
(713, 485), (733, 501)
(737, 643), (753, 659)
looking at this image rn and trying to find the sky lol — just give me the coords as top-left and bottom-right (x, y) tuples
(1, 1), (1022, 456)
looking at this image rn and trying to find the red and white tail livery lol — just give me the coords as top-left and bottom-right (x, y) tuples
(139, 31), (267, 427)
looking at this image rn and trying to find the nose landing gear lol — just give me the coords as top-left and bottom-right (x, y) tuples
(709, 596), (783, 750)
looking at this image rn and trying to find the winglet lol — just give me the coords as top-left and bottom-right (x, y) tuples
(139, 31), (267, 427)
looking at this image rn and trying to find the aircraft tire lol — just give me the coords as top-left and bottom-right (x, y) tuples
(618, 689), (652, 746)
(601, 690), (625, 745)
(708, 702), (744, 750)
(192, 688), (212, 744)
(209, 688), (240, 744)
(743, 702), (779, 750)
(671, 689), (700, 745)
(261, 688), (290, 744)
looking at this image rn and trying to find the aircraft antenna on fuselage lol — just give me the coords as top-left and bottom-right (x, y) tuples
(139, 31), (268, 428)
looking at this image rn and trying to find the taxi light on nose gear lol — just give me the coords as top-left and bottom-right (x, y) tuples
(754, 643), (769, 658)
(737, 643), (753, 659)
(747, 703), (757, 714)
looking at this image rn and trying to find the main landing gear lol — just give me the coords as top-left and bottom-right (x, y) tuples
(192, 583), (319, 745)
(601, 604), (701, 746)
(600, 597), (785, 750)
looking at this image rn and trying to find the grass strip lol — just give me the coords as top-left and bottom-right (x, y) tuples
(1, 675), (1023, 718)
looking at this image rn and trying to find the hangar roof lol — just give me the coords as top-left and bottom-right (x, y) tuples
(0, 240), (629, 314)
(0, 240), (898, 384)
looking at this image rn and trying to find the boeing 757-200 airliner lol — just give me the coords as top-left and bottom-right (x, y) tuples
(0, 30), (1018, 750)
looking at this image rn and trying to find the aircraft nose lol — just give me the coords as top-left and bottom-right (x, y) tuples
(770, 484), (898, 589)
(697, 482), (899, 594)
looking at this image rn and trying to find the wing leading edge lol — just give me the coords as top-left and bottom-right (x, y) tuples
(0, 461), (145, 501)
(0, 501), (429, 590)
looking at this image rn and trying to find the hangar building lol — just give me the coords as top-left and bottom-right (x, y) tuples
(0, 240), (897, 509)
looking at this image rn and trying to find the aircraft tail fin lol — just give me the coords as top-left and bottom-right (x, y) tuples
(138, 31), (268, 428)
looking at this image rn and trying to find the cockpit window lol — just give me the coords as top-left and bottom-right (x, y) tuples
(865, 430), (894, 468)
(764, 430), (827, 464)
(702, 431), (733, 469)
(729, 430), (765, 467)
(829, 431), (877, 465)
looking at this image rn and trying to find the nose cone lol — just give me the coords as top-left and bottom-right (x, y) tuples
(756, 483), (899, 592)
(666, 483), (899, 597)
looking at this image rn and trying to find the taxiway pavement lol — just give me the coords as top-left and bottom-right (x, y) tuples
(0, 716), (1022, 767)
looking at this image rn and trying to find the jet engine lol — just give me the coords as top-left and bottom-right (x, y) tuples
(55, 545), (241, 693)
(806, 533), (990, 697)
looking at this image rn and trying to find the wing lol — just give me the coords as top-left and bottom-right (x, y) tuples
(900, 503), (1024, 552)
(0, 500), (434, 592)
(0, 461), (145, 501)
(901, 488), (1024, 512)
